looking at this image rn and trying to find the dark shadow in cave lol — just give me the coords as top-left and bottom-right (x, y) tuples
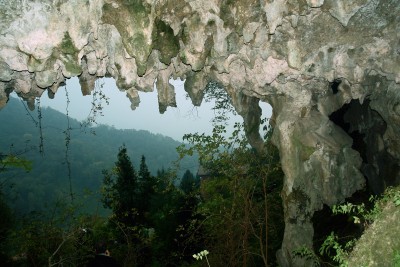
(312, 202), (365, 266)
(330, 79), (341, 95)
(312, 186), (376, 266)
(313, 97), (400, 265)
(327, 98), (396, 195)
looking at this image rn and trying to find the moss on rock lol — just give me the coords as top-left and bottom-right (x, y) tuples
(152, 19), (179, 65)
(60, 32), (78, 55)
(102, 0), (151, 76)
(41, 32), (82, 77)
(347, 186), (400, 267)
(62, 54), (82, 76)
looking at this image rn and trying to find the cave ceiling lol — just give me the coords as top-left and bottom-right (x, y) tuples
(0, 0), (399, 265)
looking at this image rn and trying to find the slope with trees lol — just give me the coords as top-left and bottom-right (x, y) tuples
(0, 97), (197, 214)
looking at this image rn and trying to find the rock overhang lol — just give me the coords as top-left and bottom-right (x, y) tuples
(0, 1), (396, 106)
(0, 0), (399, 266)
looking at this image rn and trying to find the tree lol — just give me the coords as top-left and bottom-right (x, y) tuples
(102, 145), (138, 226)
(4, 197), (105, 267)
(0, 188), (13, 264)
(203, 81), (236, 124)
(0, 153), (32, 264)
(147, 168), (203, 266)
(138, 155), (151, 181)
(0, 153), (32, 173)
(177, 122), (284, 267)
(137, 155), (156, 227)
(180, 169), (198, 194)
(101, 146), (144, 265)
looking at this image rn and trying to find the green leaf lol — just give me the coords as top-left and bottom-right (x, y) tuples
(1, 155), (32, 172)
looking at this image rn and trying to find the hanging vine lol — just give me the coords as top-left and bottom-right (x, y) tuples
(19, 97), (41, 155)
(20, 98), (38, 127)
(80, 79), (109, 135)
(36, 97), (45, 156)
(63, 85), (74, 202)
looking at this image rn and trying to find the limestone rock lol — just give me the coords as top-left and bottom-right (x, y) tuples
(0, 0), (399, 266)
(347, 187), (400, 267)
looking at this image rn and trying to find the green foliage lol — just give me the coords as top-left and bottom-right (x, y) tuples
(0, 154), (32, 172)
(1, 87), (284, 266)
(383, 186), (400, 207)
(332, 186), (400, 227)
(193, 250), (211, 266)
(394, 250), (400, 267)
(0, 188), (13, 264)
(177, 122), (246, 166)
(178, 121), (284, 266)
(292, 246), (320, 267)
(180, 169), (199, 194)
(319, 232), (350, 267)
(100, 148), (201, 265)
(101, 145), (139, 226)
(316, 186), (400, 266)
(315, 200), (371, 266)
(80, 79), (110, 131)
(332, 202), (367, 225)
(101, 148), (153, 265)
(0, 97), (197, 215)
(394, 196), (400, 207)
(3, 197), (101, 266)
(0, 153), (31, 263)
(203, 81), (236, 124)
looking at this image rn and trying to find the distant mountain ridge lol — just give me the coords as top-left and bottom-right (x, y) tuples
(0, 97), (198, 214)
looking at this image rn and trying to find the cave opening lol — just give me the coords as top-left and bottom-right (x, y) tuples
(328, 98), (391, 195)
(312, 202), (365, 266)
(313, 97), (399, 265)
(41, 77), (273, 141)
(330, 79), (341, 95)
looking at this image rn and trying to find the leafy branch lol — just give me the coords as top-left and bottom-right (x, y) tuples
(193, 250), (211, 267)
(80, 79), (109, 135)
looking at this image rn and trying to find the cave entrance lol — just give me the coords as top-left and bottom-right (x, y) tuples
(313, 97), (389, 266)
(328, 97), (399, 195)
(313, 84), (400, 265)
(39, 77), (273, 142)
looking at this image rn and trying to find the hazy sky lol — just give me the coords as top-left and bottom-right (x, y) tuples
(37, 77), (272, 141)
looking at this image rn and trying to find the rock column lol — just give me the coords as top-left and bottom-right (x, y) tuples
(270, 80), (365, 266)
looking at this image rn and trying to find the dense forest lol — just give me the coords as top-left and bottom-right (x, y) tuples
(1, 95), (395, 266)
(0, 97), (198, 214)
(0, 94), (288, 266)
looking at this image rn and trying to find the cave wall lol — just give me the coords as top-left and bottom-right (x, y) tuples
(0, 0), (399, 265)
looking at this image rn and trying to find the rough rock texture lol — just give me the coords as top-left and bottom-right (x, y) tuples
(347, 187), (400, 267)
(0, 0), (399, 265)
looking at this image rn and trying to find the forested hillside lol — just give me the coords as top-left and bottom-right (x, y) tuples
(0, 95), (290, 266)
(0, 97), (197, 214)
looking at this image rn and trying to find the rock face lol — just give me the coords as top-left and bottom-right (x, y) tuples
(347, 187), (400, 266)
(0, 0), (399, 265)
(347, 187), (400, 267)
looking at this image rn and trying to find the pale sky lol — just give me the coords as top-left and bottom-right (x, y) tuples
(38, 77), (272, 141)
